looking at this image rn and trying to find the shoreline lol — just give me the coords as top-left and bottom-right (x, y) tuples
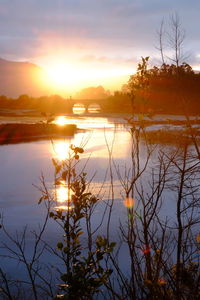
(0, 123), (77, 145)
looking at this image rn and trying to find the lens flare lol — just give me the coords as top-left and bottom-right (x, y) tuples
(124, 197), (135, 208)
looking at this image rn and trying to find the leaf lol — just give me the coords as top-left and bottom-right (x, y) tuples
(57, 242), (63, 250)
(63, 247), (69, 254)
(61, 170), (68, 180)
(77, 231), (83, 237)
(110, 242), (116, 248)
(55, 178), (62, 185)
(77, 147), (84, 153)
(55, 165), (61, 174)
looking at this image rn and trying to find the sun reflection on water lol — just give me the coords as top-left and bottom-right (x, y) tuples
(57, 182), (68, 203)
(54, 205), (71, 211)
(54, 115), (115, 129)
(73, 104), (86, 115)
(51, 124), (131, 161)
(52, 140), (70, 160)
(54, 180), (72, 210)
(56, 116), (68, 126)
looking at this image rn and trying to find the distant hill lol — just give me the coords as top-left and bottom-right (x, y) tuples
(0, 58), (49, 97)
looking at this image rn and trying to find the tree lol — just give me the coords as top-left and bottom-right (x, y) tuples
(76, 86), (110, 100)
(126, 56), (151, 114)
(157, 13), (188, 68)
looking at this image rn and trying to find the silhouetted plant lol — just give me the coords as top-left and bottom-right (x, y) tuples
(43, 145), (115, 299)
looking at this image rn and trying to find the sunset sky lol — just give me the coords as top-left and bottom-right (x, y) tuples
(0, 0), (199, 94)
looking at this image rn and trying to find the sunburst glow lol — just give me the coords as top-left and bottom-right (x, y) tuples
(39, 56), (133, 95)
(43, 58), (95, 93)
(46, 63), (72, 87)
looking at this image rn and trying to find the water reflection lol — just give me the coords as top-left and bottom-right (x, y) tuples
(54, 115), (116, 129)
(1, 114), (195, 277)
(88, 104), (101, 113)
(51, 125), (131, 161)
(73, 103), (86, 114)
(54, 180), (71, 210)
(52, 140), (70, 160)
(57, 182), (68, 203)
(54, 205), (71, 210)
(56, 116), (68, 126)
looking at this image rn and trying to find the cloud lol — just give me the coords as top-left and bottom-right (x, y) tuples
(0, 0), (199, 69)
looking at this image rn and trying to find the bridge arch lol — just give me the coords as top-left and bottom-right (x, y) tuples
(72, 103), (86, 114)
(87, 103), (101, 113)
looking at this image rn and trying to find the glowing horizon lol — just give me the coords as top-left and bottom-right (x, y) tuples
(37, 55), (134, 96)
(0, 0), (199, 99)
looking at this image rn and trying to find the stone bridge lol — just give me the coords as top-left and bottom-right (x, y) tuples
(67, 98), (102, 113)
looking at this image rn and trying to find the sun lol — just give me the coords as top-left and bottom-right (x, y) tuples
(45, 62), (73, 87)
(42, 60), (89, 94)
(48, 65), (67, 86)
(42, 58), (86, 93)
(40, 56), (134, 95)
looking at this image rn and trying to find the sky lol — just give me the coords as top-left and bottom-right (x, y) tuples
(0, 0), (200, 95)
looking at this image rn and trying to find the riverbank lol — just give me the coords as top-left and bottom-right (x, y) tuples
(0, 123), (77, 144)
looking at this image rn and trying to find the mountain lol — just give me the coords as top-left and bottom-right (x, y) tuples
(0, 58), (49, 97)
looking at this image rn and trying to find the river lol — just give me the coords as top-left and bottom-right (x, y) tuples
(0, 113), (199, 298)
(0, 113), (190, 230)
